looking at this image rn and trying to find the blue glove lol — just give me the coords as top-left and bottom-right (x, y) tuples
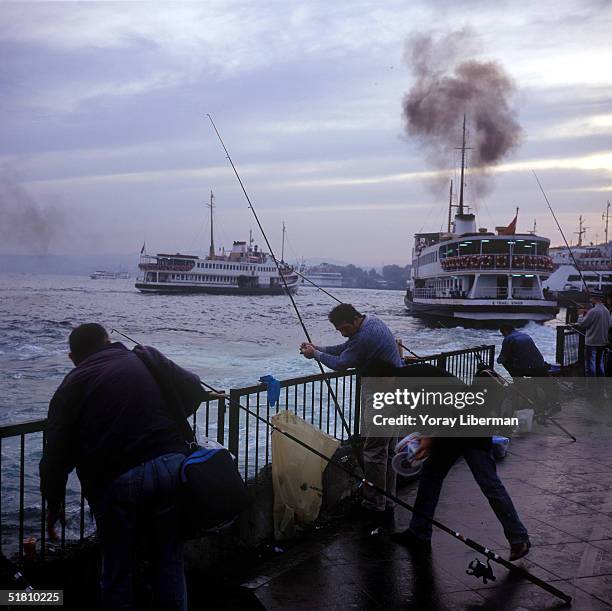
(259, 374), (281, 407)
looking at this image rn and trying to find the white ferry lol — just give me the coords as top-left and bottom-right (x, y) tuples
(404, 121), (558, 325)
(90, 270), (130, 280)
(135, 193), (299, 295)
(303, 270), (343, 288)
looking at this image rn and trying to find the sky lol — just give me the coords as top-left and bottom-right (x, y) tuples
(1, 0), (611, 266)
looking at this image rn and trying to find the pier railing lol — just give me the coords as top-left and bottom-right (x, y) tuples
(0, 343), (494, 560)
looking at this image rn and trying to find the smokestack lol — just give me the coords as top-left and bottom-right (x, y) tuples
(402, 29), (522, 194)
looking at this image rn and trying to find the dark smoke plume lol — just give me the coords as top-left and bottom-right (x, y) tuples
(0, 169), (65, 255)
(402, 29), (522, 193)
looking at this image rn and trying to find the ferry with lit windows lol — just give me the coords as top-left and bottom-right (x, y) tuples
(135, 192), (299, 295)
(404, 214), (559, 323)
(404, 120), (558, 324)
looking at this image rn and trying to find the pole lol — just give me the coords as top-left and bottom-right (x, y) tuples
(447, 180), (453, 233)
(532, 171), (591, 298)
(206, 114), (353, 439)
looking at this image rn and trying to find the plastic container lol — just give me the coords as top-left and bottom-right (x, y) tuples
(491, 436), (510, 459)
(514, 409), (534, 433)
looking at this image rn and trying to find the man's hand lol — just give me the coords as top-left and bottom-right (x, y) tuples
(208, 391), (227, 400)
(413, 436), (434, 461)
(46, 505), (65, 541)
(300, 343), (317, 359)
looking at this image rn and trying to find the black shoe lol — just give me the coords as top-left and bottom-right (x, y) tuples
(390, 529), (432, 553)
(509, 540), (531, 561)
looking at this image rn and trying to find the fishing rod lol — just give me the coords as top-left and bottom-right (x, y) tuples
(532, 170), (590, 298)
(274, 256), (422, 359)
(433, 321), (576, 441)
(206, 114), (353, 439)
(110, 331), (572, 604)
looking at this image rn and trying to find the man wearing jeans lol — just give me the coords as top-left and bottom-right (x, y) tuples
(40, 323), (218, 611)
(392, 438), (531, 561)
(578, 291), (612, 377)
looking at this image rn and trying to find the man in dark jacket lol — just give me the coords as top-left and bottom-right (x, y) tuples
(40, 323), (218, 611)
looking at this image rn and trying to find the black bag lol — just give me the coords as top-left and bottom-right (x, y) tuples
(179, 444), (250, 537)
(134, 346), (250, 538)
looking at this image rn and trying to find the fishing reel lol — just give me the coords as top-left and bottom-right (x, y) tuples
(466, 558), (496, 585)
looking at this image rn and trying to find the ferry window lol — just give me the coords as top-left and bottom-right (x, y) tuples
(481, 240), (510, 254)
(457, 241), (479, 255)
(513, 240), (535, 255)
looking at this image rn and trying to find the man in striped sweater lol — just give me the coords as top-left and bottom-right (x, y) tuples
(300, 303), (404, 522)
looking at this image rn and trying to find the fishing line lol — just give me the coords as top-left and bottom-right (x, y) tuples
(207, 115), (353, 439)
(110, 328), (572, 604)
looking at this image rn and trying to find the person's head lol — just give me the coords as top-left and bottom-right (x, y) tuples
(499, 323), (515, 337)
(590, 290), (604, 305)
(328, 303), (364, 337)
(69, 323), (110, 365)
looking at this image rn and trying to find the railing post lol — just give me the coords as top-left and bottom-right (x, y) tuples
(228, 389), (240, 461)
(353, 375), (361, 436)
(487, 345), (495, 370)
(556, 326), (565, 367)
(217, 396), (226, 445)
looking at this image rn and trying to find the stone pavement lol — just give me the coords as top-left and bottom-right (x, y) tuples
(241, 392), (612, 610)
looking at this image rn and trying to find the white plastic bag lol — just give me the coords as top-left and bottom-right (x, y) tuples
(271, 411), (340, 540)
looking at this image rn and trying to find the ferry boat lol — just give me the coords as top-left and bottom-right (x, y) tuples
(404, 120), (558, 325)
(545, 213), (612, 304)
(135, 193), (299, 295)
(90, 270), (130, 279)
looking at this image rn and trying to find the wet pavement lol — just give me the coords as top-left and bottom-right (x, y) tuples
(242, 393), (612, 610)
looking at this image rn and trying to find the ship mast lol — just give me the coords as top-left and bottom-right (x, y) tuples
(447, 180), (453, 232)
(574, 215), (587, 247)
(604, 200), (610, 244)
(281, 221), (286, 262)
(207, 190), (215, 258)
(458, 115), (467, 215)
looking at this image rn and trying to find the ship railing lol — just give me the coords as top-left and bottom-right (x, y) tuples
(0, 344), (495, 561)
(511, 288), (544, 299)
(440, 254), (554, 272)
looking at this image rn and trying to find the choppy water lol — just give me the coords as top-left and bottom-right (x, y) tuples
(0, 273), (564, 425)
(0, 273), (565, 548)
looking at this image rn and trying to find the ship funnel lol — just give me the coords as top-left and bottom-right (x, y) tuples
(454, 213), (477, 235)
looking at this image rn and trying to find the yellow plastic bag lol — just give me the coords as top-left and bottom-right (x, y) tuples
(271, 411), (340, 540)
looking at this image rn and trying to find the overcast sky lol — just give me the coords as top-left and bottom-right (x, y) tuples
(1, 1), (611, 265)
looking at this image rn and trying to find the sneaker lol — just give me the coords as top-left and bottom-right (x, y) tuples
(390, 529), (432, 553)
(509, 540), (531, 561)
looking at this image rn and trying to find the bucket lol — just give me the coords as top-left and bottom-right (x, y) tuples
(514, 409), (534, 433)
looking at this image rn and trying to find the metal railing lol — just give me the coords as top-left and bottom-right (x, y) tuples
(555, 325), (585, 370)
(0, 344), (494, 560)
(440, 254), (554, 272)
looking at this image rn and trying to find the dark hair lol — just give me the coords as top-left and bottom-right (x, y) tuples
(69, 323), (109, 364)
(499, 323), (515, 334)
(328, 303), (362, 326)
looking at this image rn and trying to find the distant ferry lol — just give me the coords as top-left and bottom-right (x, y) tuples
(90, 270), (130, 280)
(404, 119), (558, 325)
(302, 270), (343, 288)
(135, 192), (299, 295)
